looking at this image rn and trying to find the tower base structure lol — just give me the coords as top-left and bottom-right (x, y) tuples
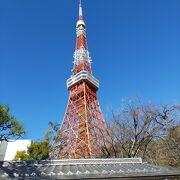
(51, 81), (110, 159)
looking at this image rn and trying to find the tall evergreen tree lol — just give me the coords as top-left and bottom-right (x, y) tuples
(0, 104), (25, 141)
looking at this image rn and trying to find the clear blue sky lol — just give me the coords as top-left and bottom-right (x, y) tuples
(0, 0), (180, 141)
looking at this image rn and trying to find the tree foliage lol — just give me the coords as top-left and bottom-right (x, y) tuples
(0, 105), (25, 142)
(45, 121), (60, 145)
(161, 125), (180, 167)
(14, 150), (30, 160)
(27, 141), (50, 160)
(101, 99), (180, 163)
(14, 139), (51, 161)
(146, 125), (180, 168)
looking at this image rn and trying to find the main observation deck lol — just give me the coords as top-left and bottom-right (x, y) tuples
(67, 71), (99, 90)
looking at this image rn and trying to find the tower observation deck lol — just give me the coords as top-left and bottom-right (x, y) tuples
(51, 0), (110, 159)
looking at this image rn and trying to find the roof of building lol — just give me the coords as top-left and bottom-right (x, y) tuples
(0, 158), (180, 179)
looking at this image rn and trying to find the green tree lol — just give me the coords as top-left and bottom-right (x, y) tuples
(14, 150), (30, 160)
(45, 121), (60, 145)
(0, 105), (25, 142)
(27, 141), (50, 160)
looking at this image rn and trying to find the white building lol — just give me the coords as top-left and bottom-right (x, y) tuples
(0, 140), (31, 161)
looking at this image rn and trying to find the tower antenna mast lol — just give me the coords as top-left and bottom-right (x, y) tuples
(79, 0), (83, 20)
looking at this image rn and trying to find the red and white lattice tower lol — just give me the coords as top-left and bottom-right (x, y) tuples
(51, 0), (110, 159)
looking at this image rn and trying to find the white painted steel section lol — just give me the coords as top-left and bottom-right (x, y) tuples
(79, 1), (83, 17)
(76, 25), (86, 37)
(76, 20), (85, 27)
(73, 48), (91, 65)
(67, 71), (99, 89)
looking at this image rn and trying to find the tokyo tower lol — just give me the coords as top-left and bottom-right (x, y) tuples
(51, 0), (110, 159)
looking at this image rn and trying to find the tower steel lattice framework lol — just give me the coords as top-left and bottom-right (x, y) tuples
(51, 1), (110, 159)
